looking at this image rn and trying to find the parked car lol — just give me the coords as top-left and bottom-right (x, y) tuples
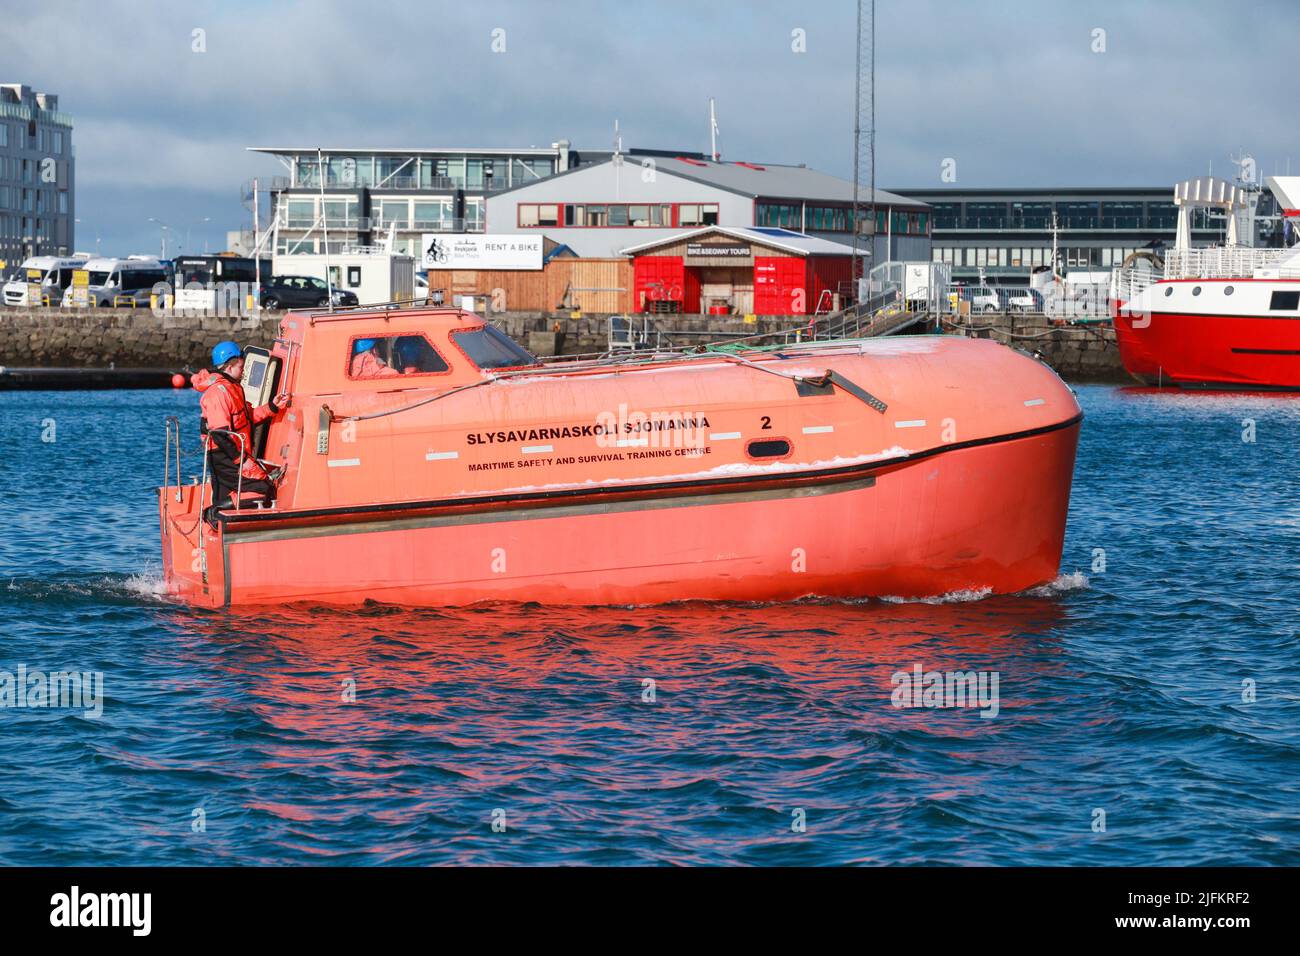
(996, 287), (1044, 313)
(259, 275), (358, 310)
(957, 285), (1000, 313)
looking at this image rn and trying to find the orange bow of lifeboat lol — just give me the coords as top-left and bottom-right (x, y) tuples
(158, 307), (1082, 608)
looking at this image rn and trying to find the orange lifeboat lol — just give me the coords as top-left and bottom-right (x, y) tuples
(158, 307), (1082, 607)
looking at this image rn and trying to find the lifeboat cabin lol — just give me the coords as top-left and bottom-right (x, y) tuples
(158, 306), (1082, 607)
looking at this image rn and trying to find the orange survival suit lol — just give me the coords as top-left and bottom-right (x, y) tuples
(349, 349), (401, 379)
(193, 368), (281, 515)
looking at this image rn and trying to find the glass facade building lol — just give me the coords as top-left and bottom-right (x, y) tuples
(0, 84), (74, 265)
(890, 186), (1259, 281)
(252, 142), (702, 259)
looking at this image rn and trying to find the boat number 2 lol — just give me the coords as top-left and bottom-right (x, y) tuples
(760, 416), (771, 430)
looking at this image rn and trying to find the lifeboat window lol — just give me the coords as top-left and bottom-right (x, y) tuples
(1164, 286), (1173, 296)
(1224, 285), (1234, 295)
(347, 334), (449, 379)
(1192, 286), (1202, 296)
(1269, 290), (1300, 310)
(451, 324), (540, 370)
(747, 438), (791, 459)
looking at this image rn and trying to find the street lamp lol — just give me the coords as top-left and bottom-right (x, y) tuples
(186, 217), (212, 255)
(74, 218), (101, 255)
(148, 217), (171, 259)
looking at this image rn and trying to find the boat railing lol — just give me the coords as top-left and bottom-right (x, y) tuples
(163, 416), (182, 504)
(1109, 266), (1162, 306)
(194, 429), (251, 566)
(1162, 246), (1291, 279)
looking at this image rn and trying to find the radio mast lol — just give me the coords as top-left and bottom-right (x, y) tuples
(850, 0), (875, 301)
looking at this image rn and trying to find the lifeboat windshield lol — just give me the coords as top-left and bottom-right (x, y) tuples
(452, 324), (540, 371)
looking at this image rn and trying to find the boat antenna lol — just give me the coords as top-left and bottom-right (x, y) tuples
(318, 147), (334, 312)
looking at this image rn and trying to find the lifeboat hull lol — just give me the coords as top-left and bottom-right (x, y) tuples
(159, 418), (1079, 608)
(158, 316), (1083, 608)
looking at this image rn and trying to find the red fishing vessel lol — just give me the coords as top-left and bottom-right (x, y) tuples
(158, 307), (1081, 608)
(1112, 175), (1300, 389)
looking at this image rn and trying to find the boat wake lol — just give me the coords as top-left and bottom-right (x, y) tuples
(1023, 571), (1091, 597)
(879, 572), (1090, 605)
(880, 587), (994, 605)
(1, 568), (172, 608)
(124, 567), (170, 600)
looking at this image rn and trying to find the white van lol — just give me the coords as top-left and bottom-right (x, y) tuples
(2, 255), (89, 307)
(60, 256), (171, 308)
(959, 285), (1000, 313)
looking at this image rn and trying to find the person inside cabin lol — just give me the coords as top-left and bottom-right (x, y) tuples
(393, 335), (443, 375)
(196, 340), (287, 528)
(350, 338), (402, 379)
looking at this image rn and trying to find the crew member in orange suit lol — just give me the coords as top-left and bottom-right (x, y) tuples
(349, 338), (402, 379)
(195, 340), (287, 527)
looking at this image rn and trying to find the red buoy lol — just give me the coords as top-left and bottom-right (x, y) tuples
(171, 373), (187, 389)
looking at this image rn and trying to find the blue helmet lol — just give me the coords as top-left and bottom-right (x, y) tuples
(211, 340), (241, 367)
(353, 338), (376, 354)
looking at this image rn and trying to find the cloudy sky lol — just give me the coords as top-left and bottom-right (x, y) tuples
(6, 0), (1294, 256)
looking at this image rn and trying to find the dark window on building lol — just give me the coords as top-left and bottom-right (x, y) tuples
(966, 202), (1008, 229)
(1105, 202), (1143, 229)
(1268, 290), (1300, 311)
(931, 203), (960, 229)
(680, 203), (720, 227)
(517, 203), (559, 227)
(452, 325), (539, 370)
(1147, 202), (1177, 229)
(1011, 202), (1053, 229)
(1060, 201), (1100, 229)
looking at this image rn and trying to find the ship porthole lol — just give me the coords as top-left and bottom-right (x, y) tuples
(1224, 285), (1234, 295)
(1192, 286), (1202, 296)
(1164, 287), (1173, 296)
(746, 438), (792, 459)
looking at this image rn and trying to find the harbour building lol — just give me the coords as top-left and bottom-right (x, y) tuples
(248, 141), (705, 259)
(485, 155), (929, 262)
(887, 186), (1282, 284)
(251, 142), (931, 271)
(0, 84), (75, 264)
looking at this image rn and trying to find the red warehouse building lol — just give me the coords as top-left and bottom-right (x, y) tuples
(620, 226), (856, 316)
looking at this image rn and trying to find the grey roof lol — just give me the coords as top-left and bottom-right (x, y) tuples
(248, 145), (565, 157)
(491, 156), (927, 208)
(655, 158), (926, 207)
(619, 226), (856, 257)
